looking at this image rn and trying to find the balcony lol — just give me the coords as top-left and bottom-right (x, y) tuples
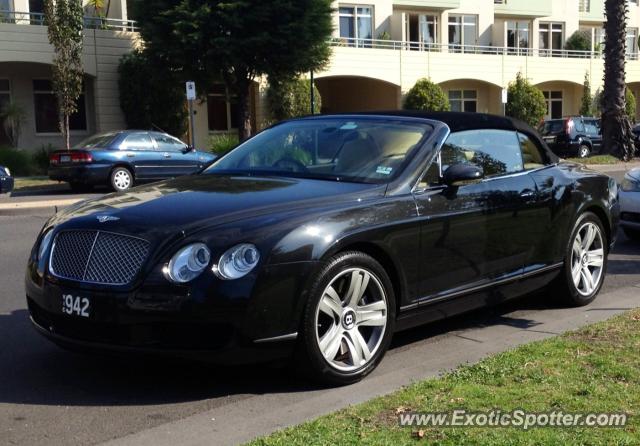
(392, 0), (460, 8)
(0, 10), (138, 31)
(579, 0), (605, 22)
(493, 0), (553, 17)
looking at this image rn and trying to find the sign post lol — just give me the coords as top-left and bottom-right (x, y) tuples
(501, 88), (508, 116)
(186, 81), (196, 147)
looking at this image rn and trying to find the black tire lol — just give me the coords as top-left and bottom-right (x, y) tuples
(551, 212), (607, 307)
(110, 167), (134, 192)
(623, 227), (640, 241)
(297, 251), (396, 385)
(578, 144), (591, 159)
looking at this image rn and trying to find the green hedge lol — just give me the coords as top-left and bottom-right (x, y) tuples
(0, 145), (54, 176)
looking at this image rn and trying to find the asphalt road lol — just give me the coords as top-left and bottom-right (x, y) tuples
(0, 172), (639, 446)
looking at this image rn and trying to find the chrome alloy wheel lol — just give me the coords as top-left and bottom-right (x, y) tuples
(113, 169), (131, 190)
(314, 268), (388, 372)
(571, 222), (605, 296)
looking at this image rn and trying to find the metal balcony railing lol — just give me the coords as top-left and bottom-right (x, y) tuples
(329, 37), (640, 60)
(0, 10), (138, 32)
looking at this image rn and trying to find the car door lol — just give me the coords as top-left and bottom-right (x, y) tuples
(413, 128), (539, 302)
(584, 119), (602, 153)
(118, 132), (162, 180)
(151, 132), (201, 177)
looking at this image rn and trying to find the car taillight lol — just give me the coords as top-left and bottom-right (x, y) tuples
(49, 154), (59, 165)
(565, 119), (574, 135)
(71, 152), (93, 163)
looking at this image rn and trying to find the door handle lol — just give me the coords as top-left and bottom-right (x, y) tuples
(520, 190), (536, 201)
(163, 152), (171, 158)
(127, 153), (135, 158)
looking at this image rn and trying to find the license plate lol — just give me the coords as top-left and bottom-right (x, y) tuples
(60, 155), (71, 163)
(544, 137), (556, 143)
(61, 294), (91, 318)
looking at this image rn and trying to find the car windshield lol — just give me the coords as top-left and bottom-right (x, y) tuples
(203, 118), (433, 184)
(72, 133), (118, 149)
(539, 120), (564, 135)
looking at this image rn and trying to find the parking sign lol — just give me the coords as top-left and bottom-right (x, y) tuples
(186, 81), (196, 100)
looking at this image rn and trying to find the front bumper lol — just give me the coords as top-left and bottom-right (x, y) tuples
(26, 260), (319, 364)
(0, 175), (14, 194)
(48, 164), (111, 185)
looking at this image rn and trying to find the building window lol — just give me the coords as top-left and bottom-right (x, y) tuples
(448, 90), (477, 112)
(0, 0), (13, 12)
(448, 15), (477, 52)
(507, 21), (531, 55)
(543, 91), (563, 119)
(539, 22), (564, 56)
(406, 14), (438, 50)
(626, 28), (638, 58)
(339, 5), (373, 47)
(33, 79), (87, 133)
(207, 85), (239, 132)
(580, 26), (605, 53)
(28, 0), (43, 13)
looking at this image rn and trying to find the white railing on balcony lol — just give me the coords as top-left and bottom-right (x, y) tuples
(0, 10), (138, 32)
(579, 0), (590, 13)
(329, 37), (640, 60)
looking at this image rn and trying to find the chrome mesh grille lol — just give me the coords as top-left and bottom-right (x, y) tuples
(50, 230), (150, 285)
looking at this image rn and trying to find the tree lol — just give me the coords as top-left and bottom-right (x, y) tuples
(626, 88), (637, 122)
(601, 0), (635, 160)
(505, 72), (547, 127)
(267, 78), (321, 122)
(118, 51), (188, 137)
(403, 78), (450, 112)
(580, 73), (593, 116)
(565, 30), (592, 52)
(132, 0), (334, 141)
(44, 0), (84, 151)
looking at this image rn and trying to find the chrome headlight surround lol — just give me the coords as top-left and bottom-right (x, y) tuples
(164, 243), (211, 283)
(212, 243), (260, 280)
(4, 167), (10, 177)
(38, 229), (54, 261)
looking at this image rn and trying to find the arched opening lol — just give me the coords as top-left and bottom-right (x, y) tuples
(534, 81), (584, 119)
(438, 79), (503, 115)
(314, 76), (401, 114)
(0, 62), (96, 149)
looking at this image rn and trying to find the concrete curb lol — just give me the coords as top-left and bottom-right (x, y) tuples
(0, 198), (82, 216)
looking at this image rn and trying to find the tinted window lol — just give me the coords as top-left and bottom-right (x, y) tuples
(539, 120), (564, 135)
(518, 133), (546, 170)
(441, 129), (523, 178)
(584, 120), (599, 135)
(205, 118), (432, 184)
(72, 133), (117, 149)
(573, 118), (585, 133)
(153, 133), (186, 152)
(120, 133), (154, 151)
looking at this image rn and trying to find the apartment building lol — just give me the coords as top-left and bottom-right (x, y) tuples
(313, 0), (640, 123)
(0, 0), (138, 149)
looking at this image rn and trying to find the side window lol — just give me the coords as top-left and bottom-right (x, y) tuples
(518, 133), (547, 170)
(120, 133), (154, 151)
(153, 133), (187, 152)
(574, 119), (585, 133)
(584, 120), (599, 135)
(442, 129), (523, 178)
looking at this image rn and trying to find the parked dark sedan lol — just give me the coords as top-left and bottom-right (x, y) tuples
(0, 165), (14, 194)
(26, 113), (619, 384)
(48, 131), (216, 192)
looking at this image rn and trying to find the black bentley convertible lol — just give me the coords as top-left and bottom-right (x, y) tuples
(26, 112), (619, 384)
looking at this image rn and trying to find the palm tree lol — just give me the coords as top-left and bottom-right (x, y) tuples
(601, 0), (635, 161)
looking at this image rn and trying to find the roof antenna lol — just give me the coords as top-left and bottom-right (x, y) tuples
(151, 123), (167, 134)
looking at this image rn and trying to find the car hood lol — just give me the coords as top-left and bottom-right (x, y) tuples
(50, 174), (385, 235)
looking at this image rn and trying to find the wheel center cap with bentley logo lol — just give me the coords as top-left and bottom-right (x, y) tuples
(342, 309), (356, 330)
(582, 253), (588, 266)
(97, 215), (120, 223)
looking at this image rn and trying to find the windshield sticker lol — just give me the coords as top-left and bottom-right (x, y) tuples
(340, 122), (358, 130)
(376, 166), (393, 175)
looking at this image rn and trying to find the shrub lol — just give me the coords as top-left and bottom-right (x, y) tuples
(267, 78), (321, 122)
(403, 78), (450, 112)
(505, 72), (547, 127)
(0, 147), (34, 176)
(208, 133), (239, 156)
(626, 88), (637, 122)
(32, 144), (55, 175)
(565, 31), (591, 52)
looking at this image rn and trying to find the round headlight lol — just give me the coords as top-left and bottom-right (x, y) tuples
(38, 229), (54, 261)
(165, 243), (211, 283)
(213, 243), (260, 280)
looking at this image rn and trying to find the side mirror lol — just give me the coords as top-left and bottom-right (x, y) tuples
(181, 145), (195, 154)
(442, 163), (484, 186)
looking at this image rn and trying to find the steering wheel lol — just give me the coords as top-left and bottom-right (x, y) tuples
(272, 157), (309, 173)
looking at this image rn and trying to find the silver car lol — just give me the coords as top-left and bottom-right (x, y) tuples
(620, 168), (640, 241)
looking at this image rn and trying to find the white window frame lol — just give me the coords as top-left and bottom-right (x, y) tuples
(626, 27), (638, 59)
(506, 20), (531, 55)
(338, 4), (374, 48)
(448, 90), (478, 113)
(543, 91), (563, 120)
(405, 13), (438, 50)
(448, 14), (478, 52)
(539, 22), (565, 57)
